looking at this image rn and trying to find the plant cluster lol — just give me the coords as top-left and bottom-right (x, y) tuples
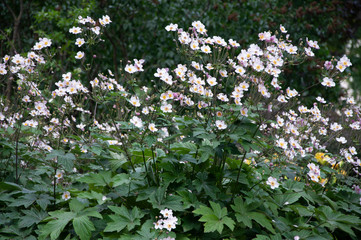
(0, 14), (360, 240)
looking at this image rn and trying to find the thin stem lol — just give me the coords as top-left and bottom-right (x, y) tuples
(232, 123), (261, 200)
(142, 149), (150, 186)
(53, 164), (57, 207)
(151, 146), (159, 186)
(110, 117), (136, 171)
(15, 128), (19, 183)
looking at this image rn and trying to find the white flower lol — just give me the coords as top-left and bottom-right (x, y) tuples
(101, 15), (112, 25)
(62, 72), (72, 81)
(306, 38), (320, 49)
(285, 45), (297, 54)
(76, 123), (86, 131)
(55, 170), (63, 179)
(277, 95), (288, 103)
(316, 96), (326, 103)
(69, 26), (82, 34)
(163, 218), (177, 231)
(330, 122), (342, 131)
(308, 171), (319, 182)
(240, 107), (248, 116)
(75, 38), (85, 47)
(62, 191), (71, 201)
(228, 39), (240, 47)
(91, 26), (100, 35)
(321, 77), (335, 87)
(235, 66), (246, 75)
(201, 45), (211, 54)
(0, 66), (7, 75)
(338, 55), (352, 67)
(344, 109), (353, 117)
(258, 31), (271, 41)
(22, 95), (31, 103)
(40, 38), (52, 47)
(154, 219), (163, 230)
(207, 77), (217, 86)
(129, 96), (140, 107)
(266, 177), (279, 189)
(161, 103), (172, 113)
(276, 138), (288, 149)
(305, 47), (314, 57)
(130, 116), (143, 128)
(219, 69), (228, 77)
(165, 23), (178, 32)
(215, 120), (227, 130)
(280, 24), (287, 33)
(336, 136), (347, 144)
(213, 36), (227, 46)
(154, 209), (178, 232)
(125, 64), (137, 74)
(349, 146), (357, 155)
(160, 209), (173, 218)
(148, 123), (158, 132)
(75, 51), (84, 59)
(190, 41), (199, 50)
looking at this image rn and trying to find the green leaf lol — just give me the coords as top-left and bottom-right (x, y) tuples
(253, 235), (271, 240)
(73, 215), (95, 240)
(39, 211), (76, 240)
(209, 201), (226, 219)
(248, 212), (275, 234)
(9, 193), (37, 208)
(148, 187), (184, 211)
(282, 180), (305, 191)
(0, 182), (22, 191)
(144, 135), (157, 147)
(193, 202), (235, 234)
(77, 191), (106, 205)
(46, 150), (75, 171)
(69, 199), (87, 213)
(36, 194), (52, 210)
(81, 207), (103, 219)
(136, 219), (157, 239)
(112, 173), (130, 187)
(274, 192), (301, 206)
(59, 153), (76, 172)
(105, 205), (144, 232)
(337, 222), (356, 237)
(77, 171), (112, 187)
(19, 208), (48, 228)
(231, 198), (252, 228)
(288, 205), (313, 217)
(109, 152), (127, 170)
(193, 205), (214, 216)
(104, 215), (128, 232)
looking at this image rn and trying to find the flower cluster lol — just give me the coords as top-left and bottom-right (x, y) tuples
(154, 209), (178, 232)
(307, 163), (321, 183)
(69, 15), (112, 59)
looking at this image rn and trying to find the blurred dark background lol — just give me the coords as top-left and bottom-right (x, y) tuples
(1, 0), (361, 104)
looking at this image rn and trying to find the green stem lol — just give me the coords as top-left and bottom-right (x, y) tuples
(151, 146), (159, 186)
(142, 149), (150, 186)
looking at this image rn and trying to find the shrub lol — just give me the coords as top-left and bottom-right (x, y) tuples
(0, 15), (360, 240)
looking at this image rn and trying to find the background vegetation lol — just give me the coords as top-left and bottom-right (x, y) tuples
(1, 0), (361, 103)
